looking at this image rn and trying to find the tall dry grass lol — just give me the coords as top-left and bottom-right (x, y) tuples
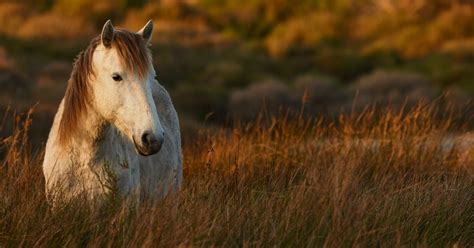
(0, 104), (473, 246)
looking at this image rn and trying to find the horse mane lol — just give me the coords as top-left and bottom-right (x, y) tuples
(58, 29), (151, 145)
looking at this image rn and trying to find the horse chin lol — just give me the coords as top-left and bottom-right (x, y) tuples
(136, 146), (153, 156)
(132, 137), (159, 157)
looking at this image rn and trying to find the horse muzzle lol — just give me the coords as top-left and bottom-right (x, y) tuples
(133, 131), (164, 156)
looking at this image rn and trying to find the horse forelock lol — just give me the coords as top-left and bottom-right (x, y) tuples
(113, 29), (152, 79)
(58, 30), (152, 145)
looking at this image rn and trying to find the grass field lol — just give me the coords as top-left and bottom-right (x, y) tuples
(0, 104), (473, 247)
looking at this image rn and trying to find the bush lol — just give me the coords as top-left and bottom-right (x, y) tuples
(0, 67), (31, 105)
(17, 12), (95, 40)
(199, 60), (245, 87)
(53, 0), (126, 25)
(122, 2), (218, 46)
(122, 1), (197, 28)
(0, 3), (31, 36)
(264, 12), (339, 57)
(293, 74), (344, 116)
(441, 38), (474, 57)
(229, 79), (295, 121)
(172, 84), (228, 123)
(347, 70), (438, 112)
(200, 0), (293, 39)
(35, 61), (70, 103)
(313, 46), (375, 80)
(0, 47), (12, 68)
(354, 1), (474, 58)
(426, 3), (474, 51)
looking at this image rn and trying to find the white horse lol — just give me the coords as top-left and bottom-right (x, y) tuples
(42, 20), (182, 203)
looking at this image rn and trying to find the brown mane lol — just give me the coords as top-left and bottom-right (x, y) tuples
(58, 29), (151, 145)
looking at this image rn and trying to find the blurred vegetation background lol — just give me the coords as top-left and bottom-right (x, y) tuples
(0, 0), (473, 143)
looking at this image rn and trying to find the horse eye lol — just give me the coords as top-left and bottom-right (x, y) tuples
(154, 74), (158, 81)
(112, 74), (122, 82)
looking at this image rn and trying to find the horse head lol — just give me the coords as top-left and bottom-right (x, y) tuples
(60, 20), (165, 156)
(94, 20), (164, 156)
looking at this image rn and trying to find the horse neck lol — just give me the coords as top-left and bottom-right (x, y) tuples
(60, 103), (108, 156)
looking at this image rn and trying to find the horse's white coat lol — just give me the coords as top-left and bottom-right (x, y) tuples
(42, 21), (182, 203)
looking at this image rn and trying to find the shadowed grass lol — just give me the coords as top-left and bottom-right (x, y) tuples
(0, 104), (473, 246)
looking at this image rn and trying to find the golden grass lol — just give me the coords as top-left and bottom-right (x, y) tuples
(0, 105), (473, 246)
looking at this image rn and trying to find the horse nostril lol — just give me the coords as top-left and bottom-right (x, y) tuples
(141, 132), (157, 147)
(136, 131), (164, 156)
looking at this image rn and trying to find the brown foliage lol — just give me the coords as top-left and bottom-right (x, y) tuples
(16, 12), (95, 40)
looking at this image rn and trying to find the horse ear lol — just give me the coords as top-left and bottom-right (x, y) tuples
(101, 20), (115, 47)
(137, 20), (153, 43)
